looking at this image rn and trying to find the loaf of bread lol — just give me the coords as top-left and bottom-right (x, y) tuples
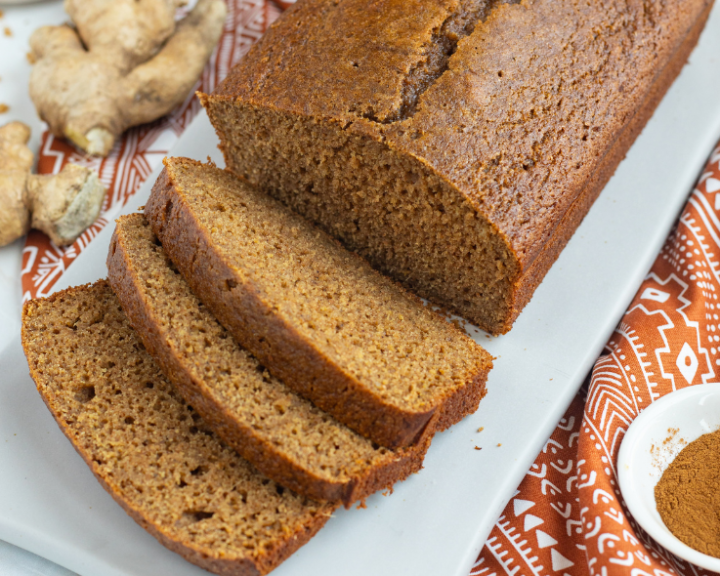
(202, 0), (713, 334)
(108, 213), (432, 505)
(145, 157), (492, 449)
(22, 281), (334, 576)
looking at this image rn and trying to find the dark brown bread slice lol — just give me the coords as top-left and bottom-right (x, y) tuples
(202, 0), (713, 335)
(21, 281), (335, 576)
(145, 157), (492, 450)
(107, 213), (432, 505)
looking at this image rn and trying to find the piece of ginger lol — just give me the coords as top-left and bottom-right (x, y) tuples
(0, 121), (106, 247)
(29, 0), (226, 157)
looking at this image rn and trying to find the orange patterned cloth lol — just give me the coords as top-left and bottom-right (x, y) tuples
(472, 145), (720, 576)
(19, 2), (720, 576)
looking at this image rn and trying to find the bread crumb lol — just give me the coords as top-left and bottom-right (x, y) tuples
(474, 446), (482, 450)
(497, 443), (502, 447)
(0, 104), (9, 114)
(3, 27), (11, 37)
(27, 52), (36, 65)
(477, 427), (484, 432)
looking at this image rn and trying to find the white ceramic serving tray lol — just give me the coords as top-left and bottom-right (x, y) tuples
(2, 4), (720, 576)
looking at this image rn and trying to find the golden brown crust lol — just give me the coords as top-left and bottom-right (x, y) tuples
(434, 370), (489, 433)
(21, 281), (335, 576)
(107, 217), (431, 505)
(205, 0), (713, 335)
(144, 158), (491, 448)
(504, 0), (716, 331)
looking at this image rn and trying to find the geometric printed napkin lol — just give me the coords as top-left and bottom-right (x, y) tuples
(472, 148), (720, 576)
(20, 2), (720, 576)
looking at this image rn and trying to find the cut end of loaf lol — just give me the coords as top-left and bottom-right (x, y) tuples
(204, 98), (520, 335)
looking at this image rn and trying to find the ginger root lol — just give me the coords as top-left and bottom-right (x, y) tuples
(29, 0), (227, 157)
(0, 121), (106, 247)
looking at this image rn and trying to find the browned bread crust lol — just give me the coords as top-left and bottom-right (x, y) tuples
(509, 0), (716, 319)
(203, 0), (714, 334)
(107, 213), (432, 505)
(144, 158), (492, 449)
(21, 281), (335, 576)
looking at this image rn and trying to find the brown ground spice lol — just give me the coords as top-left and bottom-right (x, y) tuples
(655, 429), (720, 556)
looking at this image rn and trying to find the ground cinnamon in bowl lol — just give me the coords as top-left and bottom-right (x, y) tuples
(655, 429), (720, 557)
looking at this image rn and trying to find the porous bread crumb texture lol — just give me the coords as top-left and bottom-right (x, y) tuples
(207, 102), (517, 334)
(21, 281), (334, 576)
(145, 158), (492, 449)
(160, 162), (488, 407)
(205, 0), (712, 335)
(108, 214), (431, 505)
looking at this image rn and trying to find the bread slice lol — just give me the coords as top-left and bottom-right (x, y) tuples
(21, 281), (335, 576)
(145, 157), (492, 449)
(107, 213), (432, 505)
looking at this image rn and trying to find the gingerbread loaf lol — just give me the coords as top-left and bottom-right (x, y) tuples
(202, 0), (714, 334)
(21, 281), (335, 576)
(145, 157), (492, 449)
(107, 213), (432, 505)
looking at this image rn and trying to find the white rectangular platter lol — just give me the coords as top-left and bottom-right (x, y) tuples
(2, 4), (720, 576)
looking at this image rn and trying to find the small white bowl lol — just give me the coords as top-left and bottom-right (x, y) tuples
(618, 383), (720, 571)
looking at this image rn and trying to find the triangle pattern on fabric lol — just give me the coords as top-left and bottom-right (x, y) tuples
(551, 549), (574, 571)
(523, 514), (544, 531)
(513, 499), (535, 517)
(706, 177), (720, 192)
(536, 529), (558, 548)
